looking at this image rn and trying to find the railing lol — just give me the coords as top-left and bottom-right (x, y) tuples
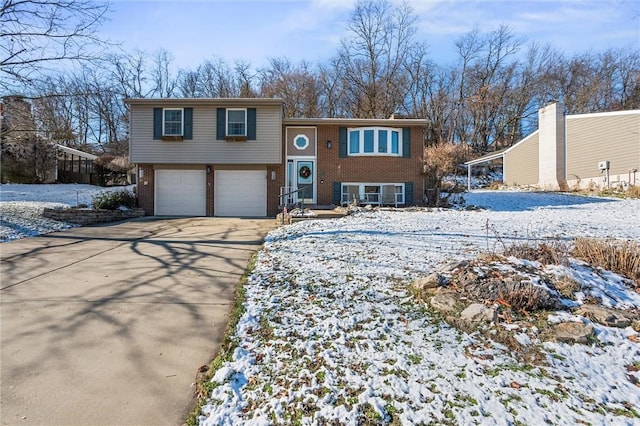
(279, 186), (308, 209)
(279, 186), (297, 206)
(279, 186), (309, 225)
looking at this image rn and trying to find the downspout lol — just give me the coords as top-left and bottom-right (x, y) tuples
(467, 164), (471, 192)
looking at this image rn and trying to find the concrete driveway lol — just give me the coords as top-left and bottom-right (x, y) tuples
(0, 217), (274, 426)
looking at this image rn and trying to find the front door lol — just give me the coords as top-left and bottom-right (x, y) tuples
(286, 159), (315, 205)
(296, 160), (315, 204)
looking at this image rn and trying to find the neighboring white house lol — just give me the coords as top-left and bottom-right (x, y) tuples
(466, 103), (640, 190)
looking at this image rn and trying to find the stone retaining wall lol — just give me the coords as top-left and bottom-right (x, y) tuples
(43, 208), (145, 225)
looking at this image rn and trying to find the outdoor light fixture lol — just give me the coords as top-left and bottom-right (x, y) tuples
(327, 140), (332, 149)
(206, 166), (211, 174)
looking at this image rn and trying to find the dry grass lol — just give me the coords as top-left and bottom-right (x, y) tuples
(572, 238), (640, 283)
(487, 180), (504, 190)
(625, 185), (640, 198)
(503, 241), (568, 266)
(554, 275), (581, 299)
(497, 283), (555, 313)
(572, 183), (640, 199)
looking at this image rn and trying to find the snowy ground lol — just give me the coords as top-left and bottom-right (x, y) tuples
(200, 191), (640, 425)
(0, 184), (134, 242)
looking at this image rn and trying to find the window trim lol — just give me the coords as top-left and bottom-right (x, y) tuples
(226, 108), (247, 137)
(293, 134), (310, 150)
(347, 127), (402, 156)
(162, 108), (184, 137)
(341, 182), (405, 205)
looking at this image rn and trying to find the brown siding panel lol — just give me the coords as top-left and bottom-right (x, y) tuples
(505, 133), (539, 186)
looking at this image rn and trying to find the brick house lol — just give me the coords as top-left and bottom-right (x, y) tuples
(125, 98), (426, 217)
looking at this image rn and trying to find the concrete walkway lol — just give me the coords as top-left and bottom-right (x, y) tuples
(0, 218), (274, 426)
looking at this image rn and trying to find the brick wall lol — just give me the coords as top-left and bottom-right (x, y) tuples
(267, 163), (285, 217)
(136, 164), (155, 215)
(43, 208), (145, 225)
(206, 167), (213, 216)
(315, 124), (424, 205)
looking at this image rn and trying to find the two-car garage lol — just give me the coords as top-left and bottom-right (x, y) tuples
(154, 168), (267, 217)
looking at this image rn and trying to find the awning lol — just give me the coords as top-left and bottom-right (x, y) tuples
(463, 148), (508, 190)
(56, 144), (98, 160)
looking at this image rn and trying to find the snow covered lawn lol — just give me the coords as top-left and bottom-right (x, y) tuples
(200, 191), (640, 425)
(0, 184), (134, 242)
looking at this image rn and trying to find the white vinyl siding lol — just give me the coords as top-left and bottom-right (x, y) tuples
(214, 170), (267, 217)
(130, 104), (282, 164)
(155, 169), (206, 216)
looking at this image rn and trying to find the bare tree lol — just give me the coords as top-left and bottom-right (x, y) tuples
(149, 49), (178, 98)
(317, 57), (349, 117)
(258, 57), (321, 117)
(452, 26), (524, 151)
(234, 59), (256, 98)
(337, 0), (420, 118)
(178, 57), (238, 97)
(1, 0), (110, 91)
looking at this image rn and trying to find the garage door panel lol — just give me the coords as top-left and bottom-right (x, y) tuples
(155, 170), (206, 216)
(214, 170), (266, 217)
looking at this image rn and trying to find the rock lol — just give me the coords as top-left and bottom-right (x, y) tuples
(412, 273), (443, 291)
(439, 260), (468, 274)
(460, 303), (498, 323)
(552, 322), (594, 344)
(575, 304), (632, 328)
(457, 270), (479, 288)
(430, 292), (458, 313)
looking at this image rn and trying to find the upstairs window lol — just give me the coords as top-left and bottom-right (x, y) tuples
(348, 127), (401, 156)
(163, 108), (183, 136)
(153, 107), (192, 140)
(227, 109), (246, 136)
(217, 107), (256, 141)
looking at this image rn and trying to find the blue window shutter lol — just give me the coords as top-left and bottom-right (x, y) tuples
(332, 182), (342, 205)
(153, 108), (162, 139)
(216, 108), (226, 139)
(339, 127), (347, 158)
(405, 182), (414, 205)
(184, 108), (193, 139)
(402, 128), (411, 158)
(247, 108), (257, 140)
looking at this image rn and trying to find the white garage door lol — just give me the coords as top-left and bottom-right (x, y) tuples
(155, 169), (206, 216)
(214, 170), (267, 217)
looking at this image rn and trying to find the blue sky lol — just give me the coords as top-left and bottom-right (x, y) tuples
(101, 0), (640, 69)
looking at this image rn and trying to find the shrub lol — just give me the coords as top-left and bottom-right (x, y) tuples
(423, 142), (471, 207)
(92, 190), (137, 210)
(572, 237), (640, 283)
(497, 282), (556, 313)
